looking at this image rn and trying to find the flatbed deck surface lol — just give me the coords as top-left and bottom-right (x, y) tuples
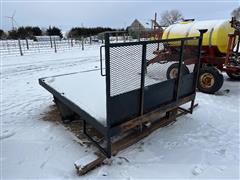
(42, 70), (107, 125)
(41, 62), (192, 127)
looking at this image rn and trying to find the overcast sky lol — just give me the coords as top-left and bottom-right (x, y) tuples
(1, 0), (239, 31)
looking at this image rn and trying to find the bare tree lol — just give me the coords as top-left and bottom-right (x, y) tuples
(160, 9), (184, 26)
(231, 7), (240, 20)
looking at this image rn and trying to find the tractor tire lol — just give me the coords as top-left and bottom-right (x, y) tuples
(197, 66), (224, 94)
(226, 72), (240, 80)
(166, 63), (190, 79)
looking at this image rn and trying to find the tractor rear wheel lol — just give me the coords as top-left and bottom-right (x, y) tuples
(166, 63), (190, 79)
(197, 66), (224, 94)
(226, 72), (240, 80)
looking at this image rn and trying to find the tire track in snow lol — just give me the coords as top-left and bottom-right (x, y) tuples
(2, 57), (99, 77)
(2, 55), (99, 68)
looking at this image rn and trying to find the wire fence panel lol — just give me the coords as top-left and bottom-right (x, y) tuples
(0, 35), (144, 57)
(0, 39), (103, 57)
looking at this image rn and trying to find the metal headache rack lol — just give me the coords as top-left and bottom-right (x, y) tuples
(39, 30), (206, 175)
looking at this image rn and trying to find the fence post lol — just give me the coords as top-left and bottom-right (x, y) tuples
(90, 36), (92, 45)
(67, 39), (70, 49)
(37, 41), (40, 52)
(25, 38), (29, 50)
(71, 38), (73, 47)
(18, 39), (23, 56)
(6, 40), (10, 54)
(50, 35), (53, 48)
(82, 37), (84, 50)
(53, 37), (57, 53)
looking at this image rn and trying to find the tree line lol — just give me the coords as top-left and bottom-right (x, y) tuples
(67, 27), (124, 39)
(0, 26), (124, 40)
(0, 26), (63, 40)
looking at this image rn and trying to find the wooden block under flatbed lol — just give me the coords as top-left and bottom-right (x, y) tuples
(74, 153), (106, 175)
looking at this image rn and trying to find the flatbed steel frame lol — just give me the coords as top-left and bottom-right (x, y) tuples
(39, 30), (206, 162)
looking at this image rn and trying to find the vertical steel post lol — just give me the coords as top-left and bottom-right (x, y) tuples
(138, 43), (147, 132)
(104, 33), (112, 158)
(140, 43), (147, 116)
(174, 40), (185, 101)
(192, 29), (207, 92)
(18, 39), (23, 56)
(190, 29), (207, 113)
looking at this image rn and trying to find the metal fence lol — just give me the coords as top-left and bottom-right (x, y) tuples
(0, 34), (153, 57)
(0, 38), (103, 57)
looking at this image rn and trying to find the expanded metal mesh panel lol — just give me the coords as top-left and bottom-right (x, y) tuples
(146, 43), (164, 60)
(145, 41), (181, 86)
(109, 45), (142, 97)
(143, 39), (200, 87)
(183, 39), (200, 73)
(106, 36), (202, 126)
(108, 38), (200, 97)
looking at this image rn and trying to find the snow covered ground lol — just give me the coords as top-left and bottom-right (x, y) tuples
(1, 45), (239, 179)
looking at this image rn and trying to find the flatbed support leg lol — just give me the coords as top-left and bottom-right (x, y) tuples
(54, 97), (76, 123)
(75, 106), (196, 175)
(82, 120), (111, 158)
